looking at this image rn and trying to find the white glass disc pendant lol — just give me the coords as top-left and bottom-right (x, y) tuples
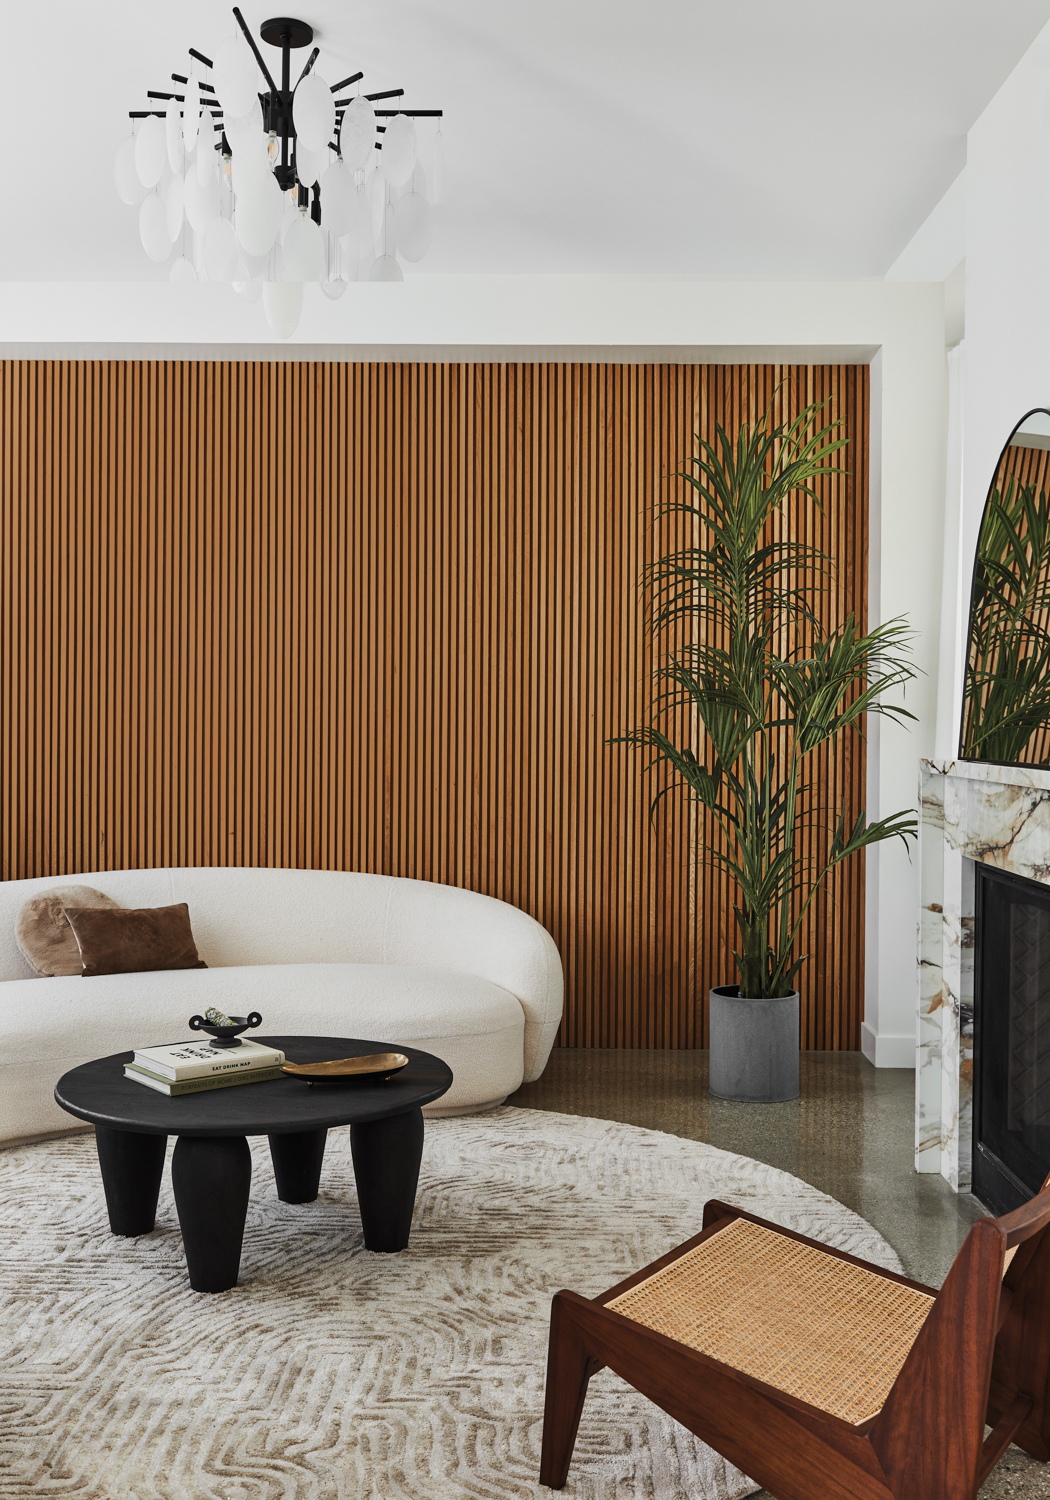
(134, 116), (167, 187)
(203, 217), (240, 281)
(225, 101), (263, 157)
(320, 275), (349, 300)
(197, 116), (217, 187)
(368, 168), (387, 242)
(114, 136), (148, 204)
(295, 141), (328, 189)
(183, 162), (220, 233)
(283, 213), (325, 281)
(170, 255), (197, 282)
(293, 71), (334, 153)
(165, 172), (185, 240)
(213, 34), (259, 119)
(165, 98), (184, 174)
(339, 96), (375, 170)
(320, 158), (355, 235)
(379, 114), (416, 187)
(342, 180), (374, 259)
(232, 141), (273, 200)
(263, 280), (303, 338)
(235, 171), (283, 255)
(183, 76), (201, 150)
(139, 192), (173, 262)
(368, 254), (403, 282)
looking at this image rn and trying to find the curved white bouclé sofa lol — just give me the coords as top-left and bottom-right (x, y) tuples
(0, 867), (564, 1145)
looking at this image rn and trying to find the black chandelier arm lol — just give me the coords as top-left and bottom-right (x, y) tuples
(297, 46), (320, 86)
(232, 6), (280, 95)
(172, 73), (217, 94)
(279, 32), (291, 178)
(140, 94), (225, 125)
(128, 17), (443, 164)
(148, 91), (223, 111)
(127, 105), (221, 120)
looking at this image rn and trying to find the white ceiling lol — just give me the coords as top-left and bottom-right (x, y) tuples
(7, 0), (1050, 280)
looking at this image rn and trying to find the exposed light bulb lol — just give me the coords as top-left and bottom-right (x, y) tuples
(267, 131), (278, 165)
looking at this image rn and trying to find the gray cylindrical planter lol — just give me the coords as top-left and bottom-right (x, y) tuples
(709, 984), (800, 1102)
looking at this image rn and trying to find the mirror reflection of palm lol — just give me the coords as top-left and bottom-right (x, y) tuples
(963, 410), (1050, 767)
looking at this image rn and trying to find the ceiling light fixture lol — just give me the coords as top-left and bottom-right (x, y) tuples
(115, 8), (443, 339)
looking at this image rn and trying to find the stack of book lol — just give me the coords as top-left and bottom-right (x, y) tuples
(124, 1039), (287, 1096)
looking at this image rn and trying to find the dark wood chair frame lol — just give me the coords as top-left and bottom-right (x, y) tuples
(539, 1179), (1050, 1500)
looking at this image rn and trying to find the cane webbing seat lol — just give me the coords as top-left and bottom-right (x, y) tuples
(543, 1187), (1050, 1498)
(607, 1217), (935, 1425)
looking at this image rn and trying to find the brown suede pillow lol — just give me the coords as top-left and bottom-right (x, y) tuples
(15, 886), (122, 976)
(63, 902), (207, 978)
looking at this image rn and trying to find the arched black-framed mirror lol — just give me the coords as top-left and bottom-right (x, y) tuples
(960, 408), (1050, 766)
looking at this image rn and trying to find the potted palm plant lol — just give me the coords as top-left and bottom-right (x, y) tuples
(615, 398), (917, 1101)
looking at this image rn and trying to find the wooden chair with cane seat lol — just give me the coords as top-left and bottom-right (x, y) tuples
(539, 1178), (1050, 1500)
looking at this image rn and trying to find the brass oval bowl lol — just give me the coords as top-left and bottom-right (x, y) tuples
(280, 1052), (410, 1084)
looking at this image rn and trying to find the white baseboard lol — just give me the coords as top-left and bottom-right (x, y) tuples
(860, 1022), (915, 1069)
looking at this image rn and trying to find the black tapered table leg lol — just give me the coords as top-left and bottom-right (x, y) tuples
(350, 1107), (424, 1252)
(95, 1127), (168, 1237)
(268, 1127), (328, 1203)
(171, 1135), (252, 1293)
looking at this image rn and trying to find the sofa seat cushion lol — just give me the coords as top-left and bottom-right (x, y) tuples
(0, 963), (526, 1141)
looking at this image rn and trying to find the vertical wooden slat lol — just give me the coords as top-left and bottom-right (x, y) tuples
(0, 360), (868, 1049)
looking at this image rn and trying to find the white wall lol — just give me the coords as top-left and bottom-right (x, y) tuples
(0, 275), (947, 1064)
(965, 32), (1050, 572)
(886, 170), (966, 284)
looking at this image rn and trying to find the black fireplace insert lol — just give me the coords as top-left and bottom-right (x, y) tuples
(974, 862), (1050, 1214)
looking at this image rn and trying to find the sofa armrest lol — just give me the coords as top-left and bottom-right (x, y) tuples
(382, 881), (563, 1081)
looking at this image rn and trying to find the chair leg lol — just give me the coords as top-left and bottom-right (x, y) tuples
(540, 1292), (601, 1489)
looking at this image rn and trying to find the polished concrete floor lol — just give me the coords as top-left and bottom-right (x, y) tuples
(507, 1050), (1048, 1499)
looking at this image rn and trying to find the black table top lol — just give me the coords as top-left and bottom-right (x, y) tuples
(54, 1036), (454, 1137)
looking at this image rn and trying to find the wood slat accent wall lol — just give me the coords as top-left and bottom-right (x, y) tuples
(0, 360), (868, 1048)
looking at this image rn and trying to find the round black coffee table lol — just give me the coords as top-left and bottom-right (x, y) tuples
(54, 1036), (453, 1294)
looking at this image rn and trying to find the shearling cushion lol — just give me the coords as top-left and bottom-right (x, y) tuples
(15, 886), (121, 977)
(63, 902), (206, 978)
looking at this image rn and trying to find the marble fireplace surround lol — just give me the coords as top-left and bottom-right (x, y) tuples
(918, 757), (1050, 1191)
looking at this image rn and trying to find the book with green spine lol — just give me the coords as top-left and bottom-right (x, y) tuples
(124, 1063), (284, 1097)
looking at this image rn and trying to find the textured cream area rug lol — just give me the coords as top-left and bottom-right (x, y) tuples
(0, 1107), (901, 1500)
